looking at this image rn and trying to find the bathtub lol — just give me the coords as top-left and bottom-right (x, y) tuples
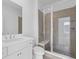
(45, 51), (75, 59)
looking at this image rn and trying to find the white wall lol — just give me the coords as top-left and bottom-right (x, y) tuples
(33, 0), (39, 44)
(22, 0), (38, 44)
(22, 0), (35, 36)
(2, 1), (22, 34)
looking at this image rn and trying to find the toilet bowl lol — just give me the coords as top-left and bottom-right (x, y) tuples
(34, 46), (45, 59)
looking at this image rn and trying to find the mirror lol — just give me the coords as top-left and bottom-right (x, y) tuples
(2, 0), (22, 35)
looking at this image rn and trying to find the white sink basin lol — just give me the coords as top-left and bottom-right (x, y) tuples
(2, 38), (26, 47)
(2, 35), (34, 47)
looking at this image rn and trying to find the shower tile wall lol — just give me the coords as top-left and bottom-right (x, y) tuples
(70, 8), (76, 58)
(53, 6), (76, 58)
(45, 13), (51, 51)
(38, 10), (44, 42)
(38, 10), (51, 51)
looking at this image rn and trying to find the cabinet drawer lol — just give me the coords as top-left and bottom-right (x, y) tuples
(8, 42), (27, 55)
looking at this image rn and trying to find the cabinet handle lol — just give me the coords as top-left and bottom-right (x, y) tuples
(20, 52), (22, 55)
(17, 53), (20, 56)
(17, 52), (22, 56)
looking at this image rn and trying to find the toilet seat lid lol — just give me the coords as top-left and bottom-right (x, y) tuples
(34, 46), (44, 55)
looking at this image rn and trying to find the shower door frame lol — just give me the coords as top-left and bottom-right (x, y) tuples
(50, 7), (53, 52)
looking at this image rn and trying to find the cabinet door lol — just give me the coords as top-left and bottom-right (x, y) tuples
(4, 43), (32, 59)
(21, 46), (32, 59)
(4, 51), (20, 59)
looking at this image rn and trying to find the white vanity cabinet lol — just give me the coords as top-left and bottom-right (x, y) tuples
(3, 40), (33, 59)
(2, 47), (8, 58)
(5, 51), (19, 59)
(21, 46), (32, 59)
(5, 47), (29, 59)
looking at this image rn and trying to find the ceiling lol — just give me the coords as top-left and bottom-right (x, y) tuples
(2, 0), (22, 10)
(38, 0), (62, 8)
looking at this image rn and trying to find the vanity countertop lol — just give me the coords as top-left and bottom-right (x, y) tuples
(2, 37), (33, 47)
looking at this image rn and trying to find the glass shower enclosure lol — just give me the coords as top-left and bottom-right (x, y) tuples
(53, 17), (71, 56)
(38, 7), (76, 58)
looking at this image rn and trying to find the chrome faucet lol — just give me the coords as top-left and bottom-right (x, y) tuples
(10, 34), (12, 39)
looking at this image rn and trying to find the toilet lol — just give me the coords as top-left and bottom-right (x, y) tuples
(34, 46), (45, 59)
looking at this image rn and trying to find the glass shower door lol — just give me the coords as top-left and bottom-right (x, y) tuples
(53, 17), (71, 56)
